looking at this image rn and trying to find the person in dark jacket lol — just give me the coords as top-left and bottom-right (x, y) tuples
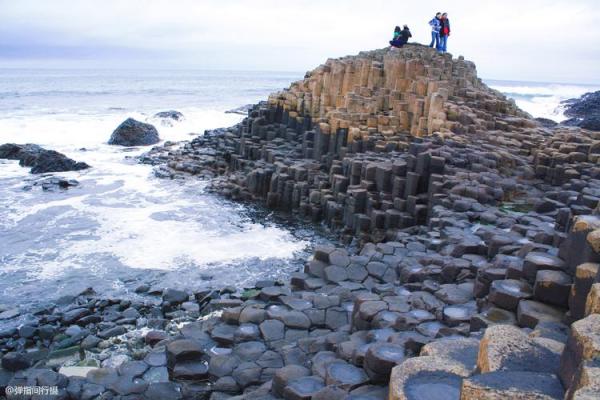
(439, 13), (451, 53)
(429, 12), (442, 50)
(390, 25), (412, 48)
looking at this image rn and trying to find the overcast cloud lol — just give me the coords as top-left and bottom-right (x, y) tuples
(1, 0), (598, 83)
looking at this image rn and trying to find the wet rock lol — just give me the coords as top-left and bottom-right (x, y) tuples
(86, 368), (119, 387)
(0, 143), (90, 173)
(533, 270), (571, 307)
(154, 110), (184, 121)
(162, 288), (189, 304)
(118, 360), (149, 378)
(239, 306), (267, 324)
(523, 252), (566, 281)
(166, 339), (205, 369)
(420, 337), (480, 373)
(172, 360), (209, 380)
(81, 382), (106, 399)
(470, 307), (517, 331)
(488, 279), (532, 311)
(1, 352), (30, 371)
(211, 323), (237, 345)
(259, 319), (285, 342)
(209, 354), (240, 378)
(443, 302), (477, 327)
(108, 118), (160, 146)
(234, 323), (261, 342)
(517, 299), (565, 328)
(460, 371), (564, 399)
(388, 356), (470, 400)
(272, 365), (311, 397)
(283, 376), (326, 400)
(232, 341), (266, 362)
(145, 382), (183, 400)
(97, 325), (127, 339)
(109, 375), (148, 395)
(477, 324), (560, 374)
(62, 307), (90, 324)
(279, 310), (311, 329)
(145, 330), (169, 346)
(143, 366), (170, 383)
(364, 342), (405, 382)
(311, 351), (338, 378)
(144, 351), (167, 367)
(213, 376), (239, 393)
(325, 361), (369, 390)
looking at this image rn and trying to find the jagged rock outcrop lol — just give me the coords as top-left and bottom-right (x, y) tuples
(153, 110), (184, 121)
(0, 143), (90, 174)
(562, 91), (600, 131)
(108, 118), (160, 146)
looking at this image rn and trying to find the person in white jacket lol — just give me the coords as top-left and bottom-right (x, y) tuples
(429, 12), (442, 50)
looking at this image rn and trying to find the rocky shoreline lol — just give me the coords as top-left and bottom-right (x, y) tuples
(2, 45), (600, 399)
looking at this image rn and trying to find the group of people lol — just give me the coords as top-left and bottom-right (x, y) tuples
(388, 12), (451, 53)
(429, 12), (451, 53)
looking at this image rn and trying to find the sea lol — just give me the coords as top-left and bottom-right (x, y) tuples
(0, 68), (598, 315)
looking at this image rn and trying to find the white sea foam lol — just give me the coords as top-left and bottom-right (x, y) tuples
(0, 108), (307, 283)
(486, 80), (600, 121)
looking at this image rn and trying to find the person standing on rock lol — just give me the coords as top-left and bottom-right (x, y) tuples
(429, 12), (442, 50)
(439, 13), (451, 53)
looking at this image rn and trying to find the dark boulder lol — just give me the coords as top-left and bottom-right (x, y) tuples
(0, 143), (90, 174)
(154, 111), (184, 121)
(108, 118), (160, 146)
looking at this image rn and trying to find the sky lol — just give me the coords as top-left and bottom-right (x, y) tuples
(1, 0), (599, 83)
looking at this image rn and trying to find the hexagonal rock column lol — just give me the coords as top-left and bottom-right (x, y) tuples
(477, 325), (561, 374)
(533, 270), (572, 308)
(570, 263), (600, 320)
(564, 359), (600, 400)
(517, 300), (565, 329)
(388, 356), (471, 400)
(559, 216), (600, 275)
(166, 339), (207, 381)
(559, 314), (600, 389)
(523, 252), (567, 282)
(420, 337), (480, 373)
(363, 342), (405, 383)
(271, 365), (310, 397)
(584, 283), (600, 317)
(469, 307), (517, 332)
(488, 279), (532, 311)
(460, 371), (564, 399)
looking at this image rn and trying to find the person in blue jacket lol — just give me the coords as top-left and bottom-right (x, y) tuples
(429, 12), (442, 50)
(439, 13), (451, 53)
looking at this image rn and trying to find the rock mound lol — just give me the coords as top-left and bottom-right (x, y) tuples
(0, 143), (90, 174)
(562, 91), (600, 131)
(108, 118), (160, 146)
